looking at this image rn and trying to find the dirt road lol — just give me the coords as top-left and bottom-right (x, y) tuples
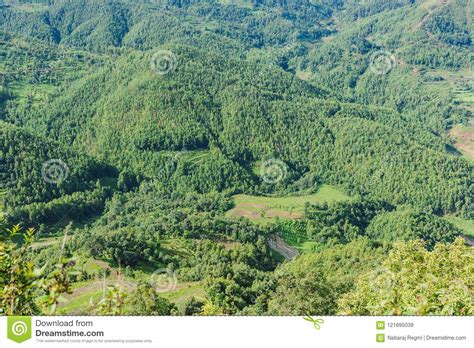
(268, 235), (300, 260)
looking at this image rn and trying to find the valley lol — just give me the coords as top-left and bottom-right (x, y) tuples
(0, 0), (472, 316)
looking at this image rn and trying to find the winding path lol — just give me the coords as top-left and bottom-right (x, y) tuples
(268, 235), (300, 260)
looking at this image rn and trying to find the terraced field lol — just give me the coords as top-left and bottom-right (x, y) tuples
(58, 243), (205, 315)
(424, 68), (474, 161)
(227, 185), (351, 224)
(60, 276), (204, 315)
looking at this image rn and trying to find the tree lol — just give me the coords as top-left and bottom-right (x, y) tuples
(339, 238), (473, 315)
(366, 208), (461, 249)
(97, 285), (128, 316)
(126, 282), (175, 315)
(0, 226), (39, 315)
(183, 296), (205, 316)
(0, 225), (73, 315)
(267, 238), (386, 315)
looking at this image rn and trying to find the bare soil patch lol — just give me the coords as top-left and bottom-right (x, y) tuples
(449, 125), (474, 160)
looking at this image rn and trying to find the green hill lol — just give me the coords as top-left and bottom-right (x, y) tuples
(0, 0), (472, 316)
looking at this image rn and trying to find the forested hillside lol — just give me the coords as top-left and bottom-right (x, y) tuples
(0, 0), (472, 316)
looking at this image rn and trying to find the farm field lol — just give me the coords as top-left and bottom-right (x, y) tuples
(59, 276), (205, 315)
(161, 282), (206, 313)
(449, 123), (474, 161)
(446, 216), (474, 238)
(227, 185), (351, 224)
(57, 244), (204, 315)
(424, 68), (474, 161)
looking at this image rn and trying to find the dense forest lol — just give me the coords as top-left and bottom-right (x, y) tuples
(0, 0), (473, 316)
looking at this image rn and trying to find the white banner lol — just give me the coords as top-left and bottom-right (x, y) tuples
(0, 316), (472, 347)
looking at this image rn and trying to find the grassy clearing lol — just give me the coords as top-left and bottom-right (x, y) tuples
(424, 68), (473, 111)
(423, 68), (474, 161)
(181, 150), (211, 165)
(293, 241), (320, 254)
(233, 185), (350, 210)
(227, 185), (351, 224)
(59, 278), (205, 315)
(30, 236), (61, 250)
(59, 289), (104, 315)
(446, 216), (474, 238)
(449, 123), (474, 161)
(57, 245), (202, 314)
(296, 70), (313, 81)
(59, 276), (136, 314)
(162, 282), (206, 312)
